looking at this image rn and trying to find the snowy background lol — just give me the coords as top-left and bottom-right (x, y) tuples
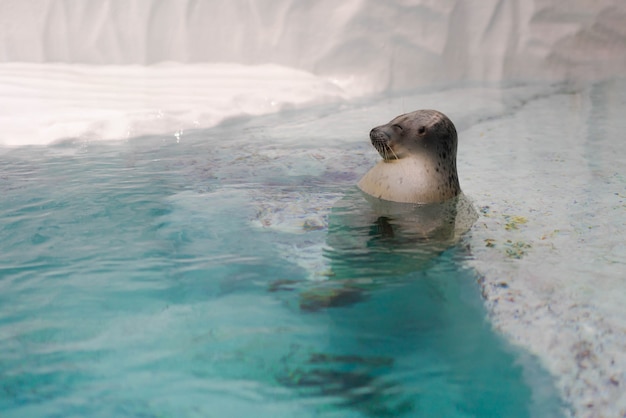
(2, 0), (626, 91)
(1, 0), (625, 145)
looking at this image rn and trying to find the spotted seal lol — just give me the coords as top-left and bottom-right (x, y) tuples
(358, 110), (461, 204)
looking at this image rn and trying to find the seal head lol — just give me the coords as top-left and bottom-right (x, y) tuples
(357, 110), (461, 204)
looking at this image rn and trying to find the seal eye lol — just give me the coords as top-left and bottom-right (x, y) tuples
(392, 124), (403, 133)
(418, 126), (426, 135)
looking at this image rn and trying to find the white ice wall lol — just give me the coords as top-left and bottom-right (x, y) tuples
(1, 0), (625, 94)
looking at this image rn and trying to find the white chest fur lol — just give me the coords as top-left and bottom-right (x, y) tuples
(357, 156), (452, 204)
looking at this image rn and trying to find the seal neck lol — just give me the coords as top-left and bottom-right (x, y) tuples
(358, 156), (460, 204)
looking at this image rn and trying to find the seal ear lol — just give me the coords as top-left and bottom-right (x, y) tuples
(417, 126), (426, 135)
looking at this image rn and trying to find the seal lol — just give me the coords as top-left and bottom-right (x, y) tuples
(357, 109), (461, 204)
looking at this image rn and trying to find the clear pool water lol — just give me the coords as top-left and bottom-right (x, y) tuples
(0, 103), (564, 417)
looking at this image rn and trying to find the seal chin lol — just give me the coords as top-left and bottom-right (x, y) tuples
(370, 128), (397, 160)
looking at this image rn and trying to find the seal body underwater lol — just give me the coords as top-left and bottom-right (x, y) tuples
(358, 109), (461, 204)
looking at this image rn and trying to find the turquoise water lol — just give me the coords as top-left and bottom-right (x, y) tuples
(0, 115), (563, 417)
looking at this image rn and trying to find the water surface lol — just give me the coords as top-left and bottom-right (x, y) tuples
(0, 114), (562, 417)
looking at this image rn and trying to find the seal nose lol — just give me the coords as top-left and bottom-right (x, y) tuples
(369, 127), (389, 143)
(369, 126), (396, 160)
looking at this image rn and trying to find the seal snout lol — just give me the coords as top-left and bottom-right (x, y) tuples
(370, 127), (390, 143)
(370, 127), (396, 160)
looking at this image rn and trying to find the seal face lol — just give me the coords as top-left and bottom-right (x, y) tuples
(357, 110), (461, 204)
